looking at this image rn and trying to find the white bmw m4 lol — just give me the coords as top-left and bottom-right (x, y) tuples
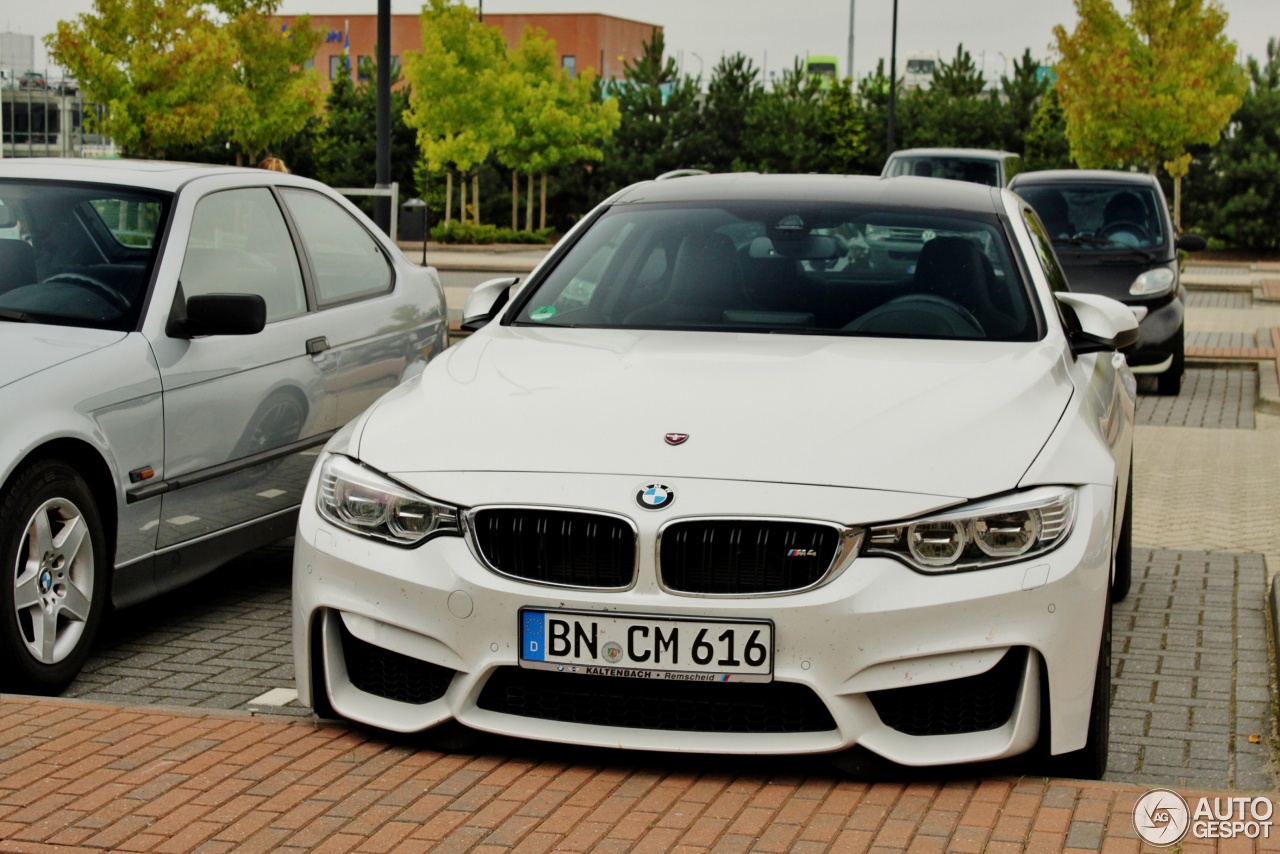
(293, 173), (1138, 779)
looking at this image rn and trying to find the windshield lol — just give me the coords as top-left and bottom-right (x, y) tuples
(513, 201), (1038, 342)
(1016, 183), (1167, 253)
(887, 156), (1000, 187)
(0, 180), (170, 331)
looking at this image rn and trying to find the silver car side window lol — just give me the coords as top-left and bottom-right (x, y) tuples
(279, 188), (392, 306)
(179, 187), (307, 323)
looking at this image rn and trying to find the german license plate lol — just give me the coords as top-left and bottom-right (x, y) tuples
(519, 609), (773, 683)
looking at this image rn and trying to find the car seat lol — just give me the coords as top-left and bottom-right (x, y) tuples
(0, 239), (38, 296)
(1025, 189), (1075, 239)
(623, 232), (745, 326)
(1102, 192), (1148, 230)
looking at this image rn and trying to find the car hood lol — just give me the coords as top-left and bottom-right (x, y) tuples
(0, 324), (128, 390)
(357, 327), (1073, 500)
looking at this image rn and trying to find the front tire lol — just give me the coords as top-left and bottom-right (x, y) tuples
(0, 460), (108, 694)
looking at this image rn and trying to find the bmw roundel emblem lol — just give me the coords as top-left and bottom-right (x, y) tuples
(637, 483), (675, 510)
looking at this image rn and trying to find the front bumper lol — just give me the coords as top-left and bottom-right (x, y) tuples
(293, 471), (1112, 766)
(1125, 293), (1184, 370)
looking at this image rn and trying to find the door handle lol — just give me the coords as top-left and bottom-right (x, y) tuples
(306, 336), (330, 356)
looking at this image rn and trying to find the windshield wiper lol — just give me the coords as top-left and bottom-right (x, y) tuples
(1053, 235), (1111, 247)
(0, 309), (34, 323)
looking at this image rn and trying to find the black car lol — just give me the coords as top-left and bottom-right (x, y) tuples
(1010, 170), (1205, 395)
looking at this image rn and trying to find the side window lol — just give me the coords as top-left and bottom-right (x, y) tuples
(1022, 207), (1070, 293)
(179, 188), (307, 323)
(279, 189), (392, 306)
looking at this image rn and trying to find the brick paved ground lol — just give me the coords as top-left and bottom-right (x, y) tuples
(0, 695), (1276, 854)
(61, 541), (306, 719)
(1111, 551), (1272, 789)
(1188, 291), (1252, 310)
(1136, 366), (1257, 429)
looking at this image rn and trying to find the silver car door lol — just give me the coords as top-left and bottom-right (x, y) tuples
(277, 187), (433, 425)
(146, 186), (335, 557)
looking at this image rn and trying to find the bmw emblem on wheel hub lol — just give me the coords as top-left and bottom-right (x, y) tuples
(637, 483), (675, 510)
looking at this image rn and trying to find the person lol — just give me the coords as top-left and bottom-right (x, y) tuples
(258, 156), (289, 173)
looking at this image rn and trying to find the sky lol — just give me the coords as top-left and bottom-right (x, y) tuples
(3, 0), (1276, 84)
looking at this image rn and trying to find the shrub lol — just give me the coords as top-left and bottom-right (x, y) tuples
(430, 221), (555, 244)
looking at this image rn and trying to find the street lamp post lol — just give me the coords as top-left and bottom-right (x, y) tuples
(374, 0), (392, 236)
(887, 0), (899, 155)
(846, 0), (855, 84)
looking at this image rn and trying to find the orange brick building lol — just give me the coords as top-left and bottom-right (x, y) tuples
(277, 12), (661, 92)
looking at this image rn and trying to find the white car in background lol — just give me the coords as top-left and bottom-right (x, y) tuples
(293, 174), (1136, 779)
(0, 159), (447, 694)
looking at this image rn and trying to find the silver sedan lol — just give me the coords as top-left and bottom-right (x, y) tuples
(0, 158), (447, 693)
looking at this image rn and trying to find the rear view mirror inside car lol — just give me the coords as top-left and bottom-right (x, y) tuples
(748, 235), (839, 260)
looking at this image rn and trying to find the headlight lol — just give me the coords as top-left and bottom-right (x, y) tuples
(317, 454), (460, 546)
(866, 486), (1076, 573)
(1129, 267), (1175, 297)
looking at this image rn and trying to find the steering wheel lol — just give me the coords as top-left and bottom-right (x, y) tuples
(1098, 221), (1151, 243)
(844, 294), (986, 338)
(42, 273), (131, 312)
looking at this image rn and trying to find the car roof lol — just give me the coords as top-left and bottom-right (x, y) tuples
(886, 148), (1019, 160)
(0, 157), (305, 193)
(1010, 169), (1159, 188)
(610, 173), (1005, 215)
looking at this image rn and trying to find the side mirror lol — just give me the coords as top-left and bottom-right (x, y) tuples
(1055, 292), (1140, 354)
(174, 293), (267, 338)
(1176, 233), (1207, 252)
(461, 276), (519, 332)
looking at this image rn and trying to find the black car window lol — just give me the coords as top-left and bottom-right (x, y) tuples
(180, 187), (307, 323)
(279, 188), (392, 306)
(0, 179), (170, 331)
(1017, 183), (1167, 251)
(514, 202), (1039, 342)
(887, 157), (1000, 187)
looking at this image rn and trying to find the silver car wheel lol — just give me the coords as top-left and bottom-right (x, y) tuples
(12, 496), (95, 665)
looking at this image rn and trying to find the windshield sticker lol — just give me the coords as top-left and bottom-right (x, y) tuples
(530, 305), (557, 322)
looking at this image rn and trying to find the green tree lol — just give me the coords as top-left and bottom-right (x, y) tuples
(501, 26), (620, 230)
(696, 53), (763, 172)
(1185, 40), (1280, 250)
(900, 45), (1002, 151)
(221, 2), (324, 164)
(997, 49), (1051, 154)
(1053, 0), (1247, 224)
(743, 61), (827, 173)
(815, 78), (868, 174)
(314, 59), (419, 214)
(595, 29), (701, 192)
(854, 60), (895, 173)
(47, 0), (239, 157)
(1023, 87), (1074, 171)
(402, 0), (515, 224)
